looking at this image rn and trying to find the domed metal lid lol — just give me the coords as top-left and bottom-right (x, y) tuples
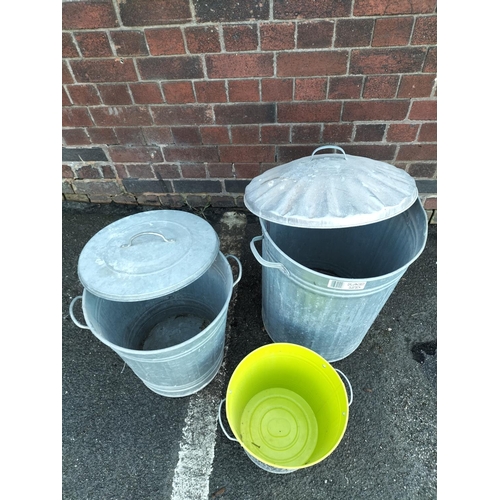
(77, 210), (219, 301)
(244, 145), (419, 228)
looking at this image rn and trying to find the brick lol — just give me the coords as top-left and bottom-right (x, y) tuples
(67, 84), (101, 105)
(193, 0), (269, 22)
(63, 87), (72, 106)
(74, 32), (113, 57)
(397, 144), (437, 161)
(162, 81), (195, 104)
(231, 125), (260, 144)
(119, 0), (191, 26)
(63, 180), (74, 194)
(71, 59), (138, 82)
(407, 162), (437, 178)
(137, 56), (203, 80)
(152, 164), (181, 179)
(344, 144), (396, 161)
(62, 33), (79, 58)
(297, 21), (334, 49)
(184, 26), (221, 53)
(295, 78), (327, 101)
(145, 28), (185, 56)
(234, 164), (261, 178)
(111, 31), (149, 56)
(292, 125), (321, 143)
(274, 0), (351, 19)
(73, 180), (122, 195)
(62, 147), (108, 162)
(261, 125), (290, 144)
(63, 129), (91, 146)
(173, 180), (222, 193)
(323, 124), (354, 143)
(142, 127), (174, 145)
(415, 179), (437, 193)
(219, 145), (275, 162)
(74, 164), (102, 179)
(62, 1), (118, 29)
(101, 165), (117, 178)
(63, 61), (74, 84)
(152, 105), (213, 125)
(260, 23), (295, 51)
(228, 80), (260, 102)
(200, 126), (230, 144)
(194, 81), (227, 103)
(261, 79), (293, 101)
(412, 16), (437, 45)
(124, 164), (155, 178)
(423, 47), (437, 73)
(328, 77), (363, 99)
(278, 102), (342, 123)
(372, 17), (414, 47)
(63, 165), (74, 178)
(277, 145), (316, 162)
(129, 83), (164, 104)
(418, 122), (437, 142)
(225, 179), (250, 193)
(423, 196), (437, 209)
(108, 146), (163, 163)
(180, 164), (207, 178)
(206, 163), (233, 177)
(111, 193), (138, 204)
(350, 48), (427, 74)
(277, 52), (348, 76)
(353, 0), (437, 16)
(409, 100), (437, 120)
(398, 74), (436, 98)
(386, 123), (419, 142)
(158, 193), (185, 207)
(62, 107), (93, 127)
(122, 178), (173, 193)
(88, 127), (119, 144)
(223, 24), (258, 52)
(211, 195), (237, 207)
(97, 84), (132, 105)
(206, 53), (273, 78)
(342, 100), (409, 121)
(335, 19), (374, 48)
(214, 103), (276, 124)
(354, 124), (386, 141)
(114, 127), (145, 145)
(91, 106), (152, 126)
(163, 146), (219, 162)
(171, 127), (202, 144)
(363, 75), (399, 98)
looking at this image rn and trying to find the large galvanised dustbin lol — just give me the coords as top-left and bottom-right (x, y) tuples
(244, 145), (428, 362)
(69, 210), (242, 397)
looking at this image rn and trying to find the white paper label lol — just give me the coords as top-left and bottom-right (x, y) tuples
(327, 280), (367, 290)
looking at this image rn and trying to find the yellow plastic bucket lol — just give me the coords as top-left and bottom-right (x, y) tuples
(219, 343), (352, 473)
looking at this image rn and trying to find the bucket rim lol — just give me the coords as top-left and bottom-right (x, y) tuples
(81, 251), (234, 356)
(225, 342), (349, 471)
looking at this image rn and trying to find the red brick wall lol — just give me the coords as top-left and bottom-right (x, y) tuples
(62, 0), (437, 211)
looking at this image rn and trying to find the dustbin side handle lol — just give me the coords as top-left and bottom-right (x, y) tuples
(250, 236), (290, 276)
(69, 296), (90, 330)
(225, 254), (243, 288)
(218, 398), (239, 442)
(311, 145), (347, 160)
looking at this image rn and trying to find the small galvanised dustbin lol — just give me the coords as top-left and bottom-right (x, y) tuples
(69, 210), (242, 397)
(244, 145), (428, 362)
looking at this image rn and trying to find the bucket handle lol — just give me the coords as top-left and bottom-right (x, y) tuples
(69, 296), (90, 330)
(311, 145), (347, 160)
(218, 398), (238, 442)
(250, 236), (290, 277)
(225, 254), (243, 288)
(335, 369), (353, 406)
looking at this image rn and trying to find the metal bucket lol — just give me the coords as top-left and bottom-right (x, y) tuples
(70, 252), (241, 397)
(250, 199), (428, 362)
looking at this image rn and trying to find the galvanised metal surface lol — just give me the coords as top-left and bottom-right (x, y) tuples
(251, 200), (428, 362)
(70, 252), (242, 397)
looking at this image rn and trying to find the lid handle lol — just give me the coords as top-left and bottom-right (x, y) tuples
(311, 145), (347, 160)
(120, 231), (175, 248)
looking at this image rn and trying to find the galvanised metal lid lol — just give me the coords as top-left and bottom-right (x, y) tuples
(78, 210), (219, 302)
(244, 145), (419, 229)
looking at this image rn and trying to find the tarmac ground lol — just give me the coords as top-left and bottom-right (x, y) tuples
(62, 201), (437, 500)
